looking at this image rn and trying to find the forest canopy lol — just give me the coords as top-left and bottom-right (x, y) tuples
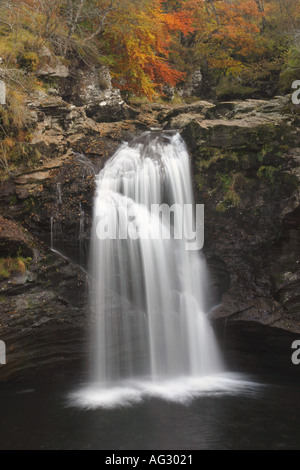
(0, 0), (299, 99)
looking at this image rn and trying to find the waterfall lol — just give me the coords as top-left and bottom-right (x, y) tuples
(57, 183), (62, 205)
(89, 131), (223, 386)
(79, 203), (85, 267)
(50, 216), (54, 251)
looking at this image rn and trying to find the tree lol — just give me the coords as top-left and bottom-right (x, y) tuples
(173, 0), (264, 75)
(103, 0), (193, 98)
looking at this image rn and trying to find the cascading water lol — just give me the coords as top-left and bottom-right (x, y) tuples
(69, 131), (261, 408)
(89, 131), (223, 388)
(79, 203), (85, 266)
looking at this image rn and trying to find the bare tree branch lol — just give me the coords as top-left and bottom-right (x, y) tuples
(82, 0), (116, 43)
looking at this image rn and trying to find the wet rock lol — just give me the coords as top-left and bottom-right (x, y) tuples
(0, 217), (88, 383)
(185, 98), (300, 332)
(0, 249), (88, 383)
(206, 256), (230, 308)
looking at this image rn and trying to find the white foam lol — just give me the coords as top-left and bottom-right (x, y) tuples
(68, 373), (263, 410)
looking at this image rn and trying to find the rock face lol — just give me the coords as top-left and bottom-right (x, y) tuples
(0, 218), (88, 383)
(171, 96), (300, 332)
(38, 46), (70, 79)
(38, 59), (138, 122)
(1, 90), (138, 267)
(59, 65), (138, 122)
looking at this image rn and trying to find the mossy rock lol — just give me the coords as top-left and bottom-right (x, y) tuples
(184, 119), (295, 154)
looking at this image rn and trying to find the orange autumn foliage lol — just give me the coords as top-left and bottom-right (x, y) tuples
(2, 0), (298, 99)
(104, 0), (194, 98)
(182, 0), (265, 73)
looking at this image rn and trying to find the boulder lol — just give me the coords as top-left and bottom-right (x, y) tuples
(39, 64), (69, 78)
(61, 66), (138, 122)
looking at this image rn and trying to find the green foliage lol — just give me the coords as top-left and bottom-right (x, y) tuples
(216, 76), (258, 101)
(0, 81), (38, 179)
(196, 148), (239, 172)
(17, 52), (40, 72)
(0, 256), (32, 280)
(217, 173), (232, 192)
(0, 25), (37, 63)
(279, 47), (300, 93)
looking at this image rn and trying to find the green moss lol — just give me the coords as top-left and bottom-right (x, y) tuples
(195, 174), (205, 191)
(216, 202), (226, 213)
(24, 197), (35, 212)
(257, 166), (279, 183)
(224, 188), (241, 207)
(9, 195), (18, 206)
(215, 172), (241, 209)
(196, 148), (224, 169)
(217, 173), (232, 191)
(0, 265), (10, 279)
(196, 148), (238, 171)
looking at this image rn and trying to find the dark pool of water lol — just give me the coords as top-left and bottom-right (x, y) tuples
(0, 321), (299, 450)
